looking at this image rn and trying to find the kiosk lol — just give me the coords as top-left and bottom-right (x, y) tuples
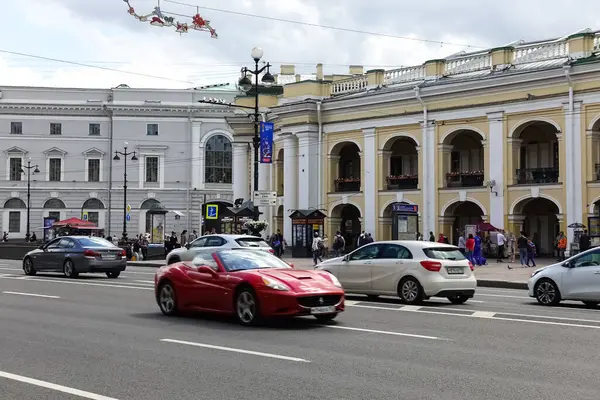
(289, 210), (327, 258)
(390, 203), (419, 240)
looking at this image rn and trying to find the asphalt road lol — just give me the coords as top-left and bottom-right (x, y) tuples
(1, 260), (599, 400)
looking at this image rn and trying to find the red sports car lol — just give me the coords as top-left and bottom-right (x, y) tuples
(154, 249), (345, 325)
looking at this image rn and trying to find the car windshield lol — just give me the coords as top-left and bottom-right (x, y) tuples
(217, 250), (290, 271)
(235, 238), (271, 248)
(76, 237), (115, 248)
(423, 247), (466, 261)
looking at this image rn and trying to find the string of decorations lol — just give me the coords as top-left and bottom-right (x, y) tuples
(123, 0), (217, 38)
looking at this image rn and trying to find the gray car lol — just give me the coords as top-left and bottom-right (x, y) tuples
(22, 236), (127, 279)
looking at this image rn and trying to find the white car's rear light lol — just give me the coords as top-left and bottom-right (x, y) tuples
(420, 260), (442, 272)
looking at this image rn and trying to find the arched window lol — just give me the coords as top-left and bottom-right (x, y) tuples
(4, 198), (26, 208)
(43, 198), (66, 209)
(141, 199), (162, 209)
(205, 135), (232, 184)
(82, 198), (105, 209)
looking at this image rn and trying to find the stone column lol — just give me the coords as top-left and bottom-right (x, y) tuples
(438, 144), (453, 188)
(232, 142), (250, 203)
(282, 134), (298, 243)
(296, 131), (319, 210)
(378, 150), (392, 191)
(191, 122), (202, 189)
(363, 128), (377, 238)
(507, 138), (522, 185)
(421, 121), (436, 235)
(585, 132), (597, 182)
(507, 215), (525, 236)
(328, 154), (340, 192)
(563, 102), (583, 248)
(438, 216), (454, 240)
(488, 112), (505, 229)
(415, 146), (421, 189)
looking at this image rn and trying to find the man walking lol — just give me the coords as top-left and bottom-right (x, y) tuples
(517, 231), (528, 266)
(496, 230), (506, 263)
(580, 229), (591, 252)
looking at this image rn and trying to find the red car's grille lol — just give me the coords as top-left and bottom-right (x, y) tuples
(297, 295), (341, 308)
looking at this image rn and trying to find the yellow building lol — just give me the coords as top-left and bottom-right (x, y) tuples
(243, 30), (600, 256)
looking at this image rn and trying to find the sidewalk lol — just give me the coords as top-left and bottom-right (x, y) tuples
(127, 257), (559, 290)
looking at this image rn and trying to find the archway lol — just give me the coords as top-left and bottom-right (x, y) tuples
(3, 198), (26, 236)
(330, 142), (361, 192)
(331, 203), (361, 250)
(82, 198), (105, 227)
(444, 201), (484, 245)
(442, 129), (484, 188)
(382, 137), (418, 190)
(382, 201), (418, 241)
(513, 197), (560, 255)
(512, 121), (560, 185)
(276, 149), (284, 196)
(43, 198), (66, 223)
(205, 134), (233, 184)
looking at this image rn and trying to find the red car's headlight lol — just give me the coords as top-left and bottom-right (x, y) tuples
(261, 276), (290, 291)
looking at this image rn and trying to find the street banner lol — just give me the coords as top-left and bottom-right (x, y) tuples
(259, 122), (274, 163)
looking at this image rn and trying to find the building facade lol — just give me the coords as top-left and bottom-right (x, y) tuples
(0, 84), (258, 239)
(256, 29), (600, 255)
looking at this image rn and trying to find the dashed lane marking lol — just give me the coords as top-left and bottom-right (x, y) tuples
(2, 291), (60, 299)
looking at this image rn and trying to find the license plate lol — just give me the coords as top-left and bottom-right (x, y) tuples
(447, 267), (464, 275)
(310, 306), (336, 315)
(102, 254), (116, 260)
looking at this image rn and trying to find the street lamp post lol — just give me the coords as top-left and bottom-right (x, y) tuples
(21, 158), (40, 241)
(237, 47), (275, 220)
(113, 142), (138, 241)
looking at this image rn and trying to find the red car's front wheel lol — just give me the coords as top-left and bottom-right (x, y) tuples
(235, 288), (260, 326)
(158, 282), (178, 316)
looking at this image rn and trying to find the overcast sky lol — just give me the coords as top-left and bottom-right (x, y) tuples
(1, 0), (600, 89)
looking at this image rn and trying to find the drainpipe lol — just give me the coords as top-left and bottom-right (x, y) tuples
(564, 65), (574, 255)
(103, 104), (113, 236)
(414, 83), (428, 235)
(316, 100), (323, 210)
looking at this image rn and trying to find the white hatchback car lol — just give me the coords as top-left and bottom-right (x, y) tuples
(166, 234), (273, 265)
(528, 247), (600, 307)
(316, 240), (476, 304)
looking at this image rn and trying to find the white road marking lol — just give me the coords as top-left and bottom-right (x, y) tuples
(476, 293), (530, 300)
(325, 325), (445, 340)
(402, 305), (422, 311)
(471, 311), (496, 318)
(0, 275), (153, 290)
(0, 370), (119, 400)
(0, 267), (21, 272)
(0, 266), (157, 276)
(160, 338), (310, 363)
(3, 291), (60, 299)
(467, 299), (485, 303)
(133, 280), (155, 284)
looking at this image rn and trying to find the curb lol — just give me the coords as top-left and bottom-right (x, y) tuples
(477, 279), (528, 290)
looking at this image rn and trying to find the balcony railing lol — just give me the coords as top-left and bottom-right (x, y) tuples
(446, 172), (484, 188)
(386, 175), (418, 190)
(515, 167), (559, 185)
(334, 178), (361, 192)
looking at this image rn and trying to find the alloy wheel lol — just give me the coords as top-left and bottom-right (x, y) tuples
(159, 283), (176, 315)
(23, 258), (36, 276)
(236, 291), (256, 324)
(63, 260), (77, 278)
(401, 279), (419, 303)
(536, 281), (558, 305)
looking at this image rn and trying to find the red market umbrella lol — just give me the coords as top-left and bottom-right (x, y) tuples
(52, 217), (96, 228)
(478, 222), (498, 232)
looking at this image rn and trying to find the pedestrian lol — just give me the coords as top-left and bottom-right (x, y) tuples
(140, 234), (148, 260)
(133, 236), (141, 261)
(312, 232), (324, 266)
(365, 233), (374, 244)
(181, 230), (188, 246)
(438, 233), (445, 243)
(30, 232), (37, 242)
(332, 231), (345, 257)
(416, 232), (423, 241)
(465, 234), (475, 263)
(429, 231), (435, 242)
(458, 232), (466, 255)
(517, 231), (528, 266)
(473, 232), (486, 266)
(2, 231), (8, 242)
(507, 232), (516, 263)
(496, 230), (506, 263)
(580, 229), (591, 252)
(527, 238), (537, 267)
(557, 231), (567, 261)
(270, 229), (284, 258)
(357, 231), (366, 248)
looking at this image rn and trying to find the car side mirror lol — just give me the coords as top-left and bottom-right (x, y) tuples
(287, 263), (295, 269)
(185, 243), (191, 250)
(38, 245), (44, 250)
(563, 261), (573, 268)
(343, 255), (350, 262)
(197, 265), (218, 276)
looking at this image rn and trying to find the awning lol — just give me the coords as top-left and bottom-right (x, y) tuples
(171, 210), (185, 217)
(478, 222), (498, 232)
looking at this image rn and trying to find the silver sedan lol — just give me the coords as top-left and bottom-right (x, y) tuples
(23, 236), (127, 279)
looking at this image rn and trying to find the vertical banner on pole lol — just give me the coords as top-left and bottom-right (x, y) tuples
(259, 122), (274, 164)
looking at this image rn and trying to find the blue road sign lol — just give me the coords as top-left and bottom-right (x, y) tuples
(206, 204), (218, 220)
(126, 213), (131, 222)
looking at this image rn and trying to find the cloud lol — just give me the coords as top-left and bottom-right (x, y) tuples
(1, 0), (600, 88)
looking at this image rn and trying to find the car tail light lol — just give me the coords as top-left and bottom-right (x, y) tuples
(119, 249), (127, 258)
(468, 261), (474, 271)
(83, 249), (100, 258)
(420, 260), (442, 272)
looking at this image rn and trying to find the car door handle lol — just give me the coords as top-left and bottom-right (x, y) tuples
(364, 261), (373, 264)
(594, 271), (600, 275)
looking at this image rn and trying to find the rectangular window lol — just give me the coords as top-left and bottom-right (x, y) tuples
(48, 211), (61, 221)
(9, 158), (22, 181)
(50, 123), (62, 135)
(145, 156), (159, 182)
(87, 212), (99, 225)
(8, 212), (20, 233)
(49, 158), (62, 181)
(146, 124), (159, 136)
(89, 123), (100, 136)
(10, 122), (22, 134)
(88, 159), (100, 182)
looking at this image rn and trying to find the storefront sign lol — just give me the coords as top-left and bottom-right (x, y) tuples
(392, 203), (418, 213)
